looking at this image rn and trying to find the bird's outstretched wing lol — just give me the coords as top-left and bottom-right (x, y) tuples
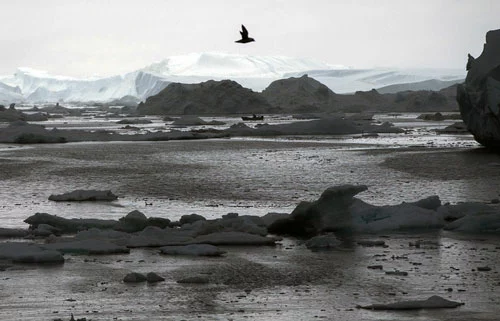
(241, 25), (249, 39)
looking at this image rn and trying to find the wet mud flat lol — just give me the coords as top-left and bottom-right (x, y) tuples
(1, 232), (500, 321)
(0, 138), (499, 228)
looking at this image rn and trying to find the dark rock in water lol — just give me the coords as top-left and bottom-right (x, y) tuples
(123, 272), (147, 283)
(357, 295), (464, 310)
(457, 29), (500, 149)
(49, 190), (118, 202)
(146, 272), (165, 283)
(137, 79), (274, 115)
(268, 184), (368, 238)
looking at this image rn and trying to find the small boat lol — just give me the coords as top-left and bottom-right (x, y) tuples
(241, 114), (264, 121)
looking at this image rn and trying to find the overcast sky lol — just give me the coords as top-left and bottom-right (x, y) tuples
(1, 0), (498, 78)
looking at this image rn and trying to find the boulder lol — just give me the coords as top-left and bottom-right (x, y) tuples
(48, 190), (118, 202)
(0, 242), (64, 264)
(123, 272), (147, 283)
(159, 244), (226, 256)
(357, 295), (464, 310)
(457, 29), (500, 148)
(146, 272), (165, 283)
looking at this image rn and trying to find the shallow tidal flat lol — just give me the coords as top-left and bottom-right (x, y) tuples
(1, 128), (500, 320)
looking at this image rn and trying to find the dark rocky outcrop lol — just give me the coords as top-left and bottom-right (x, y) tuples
(457, 29), (500, 149)
(261, 74), (338, 112)
(136, 75), (459, 116)
(137, 79), (274, 115)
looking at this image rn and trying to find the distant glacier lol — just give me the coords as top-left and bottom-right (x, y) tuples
(0, 52), (466, 104)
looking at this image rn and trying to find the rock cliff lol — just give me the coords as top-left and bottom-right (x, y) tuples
(457, 29), (500, 148)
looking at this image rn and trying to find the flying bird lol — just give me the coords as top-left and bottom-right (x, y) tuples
(235, 25), (255, 43)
